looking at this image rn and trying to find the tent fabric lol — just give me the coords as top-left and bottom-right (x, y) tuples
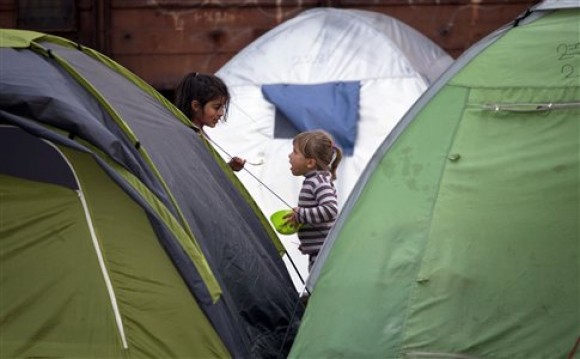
(291, 3), (580, 358)
(209, 8), (453, 287)
(0, 29), (302, 358)
(262, 81), (361, 155)
(1, 142), (228, 358)
(536, 0), (580, 9)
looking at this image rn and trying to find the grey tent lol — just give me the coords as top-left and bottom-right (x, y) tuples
(0, 29), (301, 358)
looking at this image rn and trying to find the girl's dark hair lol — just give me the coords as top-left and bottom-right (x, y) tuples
(293, 130), (343, 181)
(174, 72), (230, 121)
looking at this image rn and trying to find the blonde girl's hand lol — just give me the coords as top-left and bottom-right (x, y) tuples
(283, 208), (299, 225)
(228, 156), (246, 172)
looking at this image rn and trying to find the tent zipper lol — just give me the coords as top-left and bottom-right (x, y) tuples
(482, 101), (580, 112)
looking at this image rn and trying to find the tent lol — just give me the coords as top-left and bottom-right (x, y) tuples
(208, 8), (453, 287)
(290, 1), (580, 357)
(0, 29), (302, 358)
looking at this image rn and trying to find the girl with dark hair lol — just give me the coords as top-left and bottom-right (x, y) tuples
(175, 72), (245, 171)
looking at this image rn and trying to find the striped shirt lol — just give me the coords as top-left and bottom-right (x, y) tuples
(296, 171), (338, 255)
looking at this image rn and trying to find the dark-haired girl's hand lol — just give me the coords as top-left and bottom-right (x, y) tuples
(228, 156), (246, 172)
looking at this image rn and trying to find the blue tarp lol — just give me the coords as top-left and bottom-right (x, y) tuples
(262, 82), (360, 156)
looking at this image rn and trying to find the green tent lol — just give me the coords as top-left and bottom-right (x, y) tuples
(0, 29), (302, 358)
(290, 1), (580, 358)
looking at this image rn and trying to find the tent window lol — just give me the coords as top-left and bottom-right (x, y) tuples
(17, 0), (77, 32)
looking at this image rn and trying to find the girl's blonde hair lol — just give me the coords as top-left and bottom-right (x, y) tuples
(293, 130), (343, 181)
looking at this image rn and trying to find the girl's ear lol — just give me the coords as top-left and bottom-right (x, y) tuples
(306, 158), (317, 169)
(190, 100), (201, 113)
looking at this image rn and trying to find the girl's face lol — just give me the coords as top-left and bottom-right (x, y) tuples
(288, 143), (315, 176)
(191, 97), (227, 128)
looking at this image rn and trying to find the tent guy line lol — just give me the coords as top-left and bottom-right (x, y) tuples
(202, 132), (294, 209)
(202, 131), (328, 290)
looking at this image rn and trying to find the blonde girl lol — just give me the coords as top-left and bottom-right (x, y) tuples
(286, 129), (343, 271)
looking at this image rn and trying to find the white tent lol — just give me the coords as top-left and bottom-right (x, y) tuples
(208, 8), (453, 289)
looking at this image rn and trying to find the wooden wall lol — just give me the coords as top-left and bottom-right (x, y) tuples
(1, 0), (539, 91)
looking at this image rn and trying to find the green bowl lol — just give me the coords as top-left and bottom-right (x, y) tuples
(270, 209), (302, 235)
